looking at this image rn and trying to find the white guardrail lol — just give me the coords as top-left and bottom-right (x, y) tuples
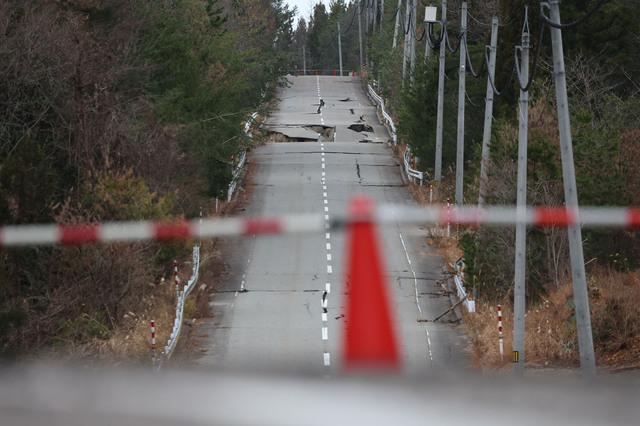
(227, 111), (258, 201)
(454, 258), (475, 313)
(403, 148), (424, 185)
(367, 85), (424, 186)
(367, 85), (397, 145)
(153, 245), (200, 371)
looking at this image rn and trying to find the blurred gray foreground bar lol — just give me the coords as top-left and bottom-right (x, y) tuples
(0, 365), (638, 425)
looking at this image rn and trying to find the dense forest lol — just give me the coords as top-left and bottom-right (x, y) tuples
(0, 0), (299, 359)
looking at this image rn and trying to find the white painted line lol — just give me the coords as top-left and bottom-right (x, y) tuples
(322, 157), (325, 162)
(322, 163), (325, 169)
(322, 312), (328, 322)
(327, 265), (332, 274)
(326, 282), (331, 293)
(399, 231), (434, 366)
(327, 253), (332, 261)
(323, 192), (327, 197)
(324, 199), (328, 205)
(326, 243), (331, 250)
(322, 327), (328, 340)
(323, 185), (327, 190)
(322, 171), (325, 177)
(324, 352), (331, 366)
(326, 232), (330, 239)
(324, 206), (329, 212)
(321, 298), (328, 309)
(325, 214), (329, 221)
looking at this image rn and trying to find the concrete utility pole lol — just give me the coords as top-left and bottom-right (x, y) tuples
(373, 0), (378, 32)
(513, 25), (530, 378)
(392, 0), (402, 48)
(409, 0), (417, 85)
(338, 21), (343, 76)
(380, 0), (385, 31)
(358, 0), (363, 70)
(434, 0), (447, 187)
(402, 0), (411, 83)
(478, 17), (499, 206)
(303, 44), (307, 75)
(548, 0), (596, 379)
(366, 0), (370, 33)
(454, 2), (467, 206)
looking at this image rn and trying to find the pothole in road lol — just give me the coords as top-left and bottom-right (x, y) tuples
(348, 123), (374, 132)
(266, 125), (335, 142)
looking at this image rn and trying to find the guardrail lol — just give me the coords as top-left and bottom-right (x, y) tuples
(227, 150), (247, 202)
(153, 245), (200, 371)
(227, 111), (259, 202)
(367, 85), (397, 145)
(403, 148), (424, 185)
(367, 85), (425, 186)
(454, 258), (475, 313)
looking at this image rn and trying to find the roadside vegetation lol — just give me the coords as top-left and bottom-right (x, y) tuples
(376, 0), (640, 371)
(0, 0), (297, 363)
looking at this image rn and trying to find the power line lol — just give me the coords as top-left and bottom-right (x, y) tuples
(540, 0), (610, 29)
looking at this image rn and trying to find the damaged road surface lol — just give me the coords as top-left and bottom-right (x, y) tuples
(265, 125), (335, 142)
(191, 75), (471, 377)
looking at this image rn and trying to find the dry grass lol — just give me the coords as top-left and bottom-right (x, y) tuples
(465, 267), (640, 371)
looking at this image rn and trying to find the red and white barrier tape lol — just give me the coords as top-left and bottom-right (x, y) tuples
(1, 205), (639, 247)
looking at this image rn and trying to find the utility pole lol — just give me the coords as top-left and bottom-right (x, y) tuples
(402, 0), (411, 83)
(303, 44), (307, 75)
(392, 0), (402, 48)
(366, 0), (370, 33)
(338, 21), (343, 76)
(358, 0), (364, 71)
(410, 0), (417, 86)
(548, 0), (596, 379)
(478, 17), (499, 206)
(380, 0), (385, 31)
(513, 23), (530, 378)
(454, 2), (467, 206)
(373, 0), (378, 32)
(434, 0), (447, 187)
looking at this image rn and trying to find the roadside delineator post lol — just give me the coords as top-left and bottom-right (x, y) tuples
(498, 305), (504, 356)
(174, 260), (179, 295)
(151, 320), (156, 358)
(343, 195), (399, 371)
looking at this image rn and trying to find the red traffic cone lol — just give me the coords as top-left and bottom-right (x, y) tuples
(343, 195), (400, 371)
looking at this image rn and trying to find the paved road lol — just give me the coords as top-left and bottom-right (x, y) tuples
(190, 75), (470, 376)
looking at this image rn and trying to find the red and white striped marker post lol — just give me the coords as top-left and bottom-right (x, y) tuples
(429, 185), (433, 203)
(498, 305), (504, 356)
(151, 320), (156, 358)
(174, 260), (179, 295)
